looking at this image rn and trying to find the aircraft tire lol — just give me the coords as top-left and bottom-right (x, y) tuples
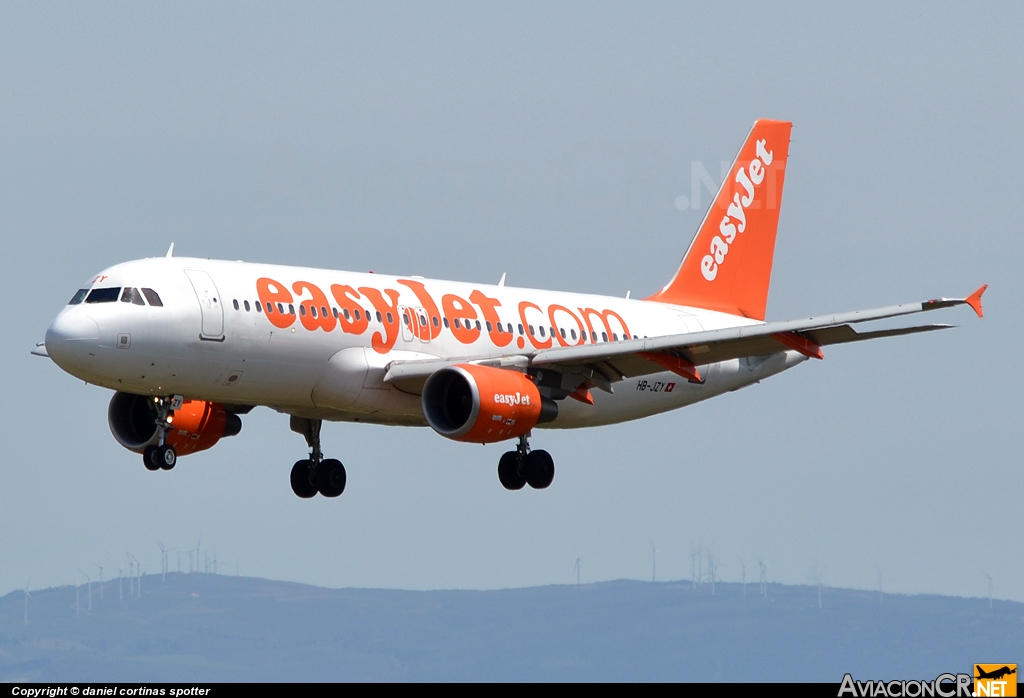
(158, 444), (177, 470)
(318, 459), (346, 498)
(290, 459), (318, 499)
(497, 451), (526, 490)
(143, 445), (161, 471)
(525, 449), (555, 490)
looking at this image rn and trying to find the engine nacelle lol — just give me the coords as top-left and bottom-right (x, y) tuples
(422, 364), (557, 443)
(107, 391), (241, 455)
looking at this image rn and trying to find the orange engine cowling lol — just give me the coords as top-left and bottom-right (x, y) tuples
(107, 391), (241, 455)
(421, 364), (558, 443)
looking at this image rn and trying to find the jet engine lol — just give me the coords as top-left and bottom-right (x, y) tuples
(107, 391), (241, 455)
(422, 364), (557, 443)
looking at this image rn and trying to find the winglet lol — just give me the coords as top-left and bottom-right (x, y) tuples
(965, 284), (987, 318)
(166, 242), (175, 258)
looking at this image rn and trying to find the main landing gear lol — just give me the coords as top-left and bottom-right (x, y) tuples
(143, 396), (177, 472)
(289, 417), (346, 499)
(497, 434), (554, 491)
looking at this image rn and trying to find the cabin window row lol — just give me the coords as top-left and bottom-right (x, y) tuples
(229, 298), (636, 343)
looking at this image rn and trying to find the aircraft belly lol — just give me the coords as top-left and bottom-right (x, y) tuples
(545, 351), (804, 429)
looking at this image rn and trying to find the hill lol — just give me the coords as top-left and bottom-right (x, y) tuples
(1, 573), (1020, 682)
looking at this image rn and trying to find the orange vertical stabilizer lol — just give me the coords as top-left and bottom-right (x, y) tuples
(646, 119), (792, 321)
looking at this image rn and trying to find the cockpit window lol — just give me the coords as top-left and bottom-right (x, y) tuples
(120, 287), (145, 306)
(69, 289), (88, 305)
(85, 287), (121, 303)
(141, 288), (163, 307)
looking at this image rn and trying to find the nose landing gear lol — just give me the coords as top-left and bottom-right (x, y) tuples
(289, 417), (347, 499)
(498, 434), (554, 491)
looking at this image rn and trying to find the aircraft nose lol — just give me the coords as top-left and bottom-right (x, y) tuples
(45, 310), (100, 368)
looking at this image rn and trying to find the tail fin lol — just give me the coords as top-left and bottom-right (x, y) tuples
(647, 119), (792, 320)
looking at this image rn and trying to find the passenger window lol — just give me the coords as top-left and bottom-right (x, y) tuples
(322, 306), (328, 318)
(86, 288), (121, 303)
(560, 328), (566, 339)
(613, 333), (619, 341)
(591, 331), (598, 341)
(244, 300), (250, 311)
(432, 316), (439, 327)
(353, 309), (360, 320)
(602, 332), (608, 342)
(529, 325), (535, 336)
(333, 308), (339, 318)
(233, 299), (239, 310)
(507, 323), (513, 334)
(403, 314), (410, 326)
(69, 289), (88, 305)
(141, 288), (163, 307)
(539, 326), (545, 338)
(454, 318), (461, 329)
(570, 329), (577, 340)
(443, 318), (450, 328)
(376, 311), (383, 322)
(256, 301), (263, 313)
(420, 315), (427, 326)
(487, 322), (493, 332)
(277, 303), (284, 314)
(289, 304), (295, 315)
(386, 312), (393, 323)
(518, 324), (524, 335)
(300, 306), (307, 317)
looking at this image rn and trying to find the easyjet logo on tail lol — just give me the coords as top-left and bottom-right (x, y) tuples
(701, 139), (774, 282)
(645, 119), (791, 322)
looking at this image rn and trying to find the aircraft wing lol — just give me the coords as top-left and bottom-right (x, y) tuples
(384, 286), (985, 393)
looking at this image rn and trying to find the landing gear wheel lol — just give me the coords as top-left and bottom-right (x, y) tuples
(525, 449), (554, 489)
(318, 459), (347, 498)
(498, 451), (526, 490)
(143, 445), (160, 471)
(290, 459), (318, 499)
(157, 444), (177, 470)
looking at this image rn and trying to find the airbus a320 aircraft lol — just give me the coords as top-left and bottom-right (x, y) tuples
(38, 120), (986, 499)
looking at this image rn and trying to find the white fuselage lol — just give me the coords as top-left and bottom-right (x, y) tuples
(45, 256), (806, 432)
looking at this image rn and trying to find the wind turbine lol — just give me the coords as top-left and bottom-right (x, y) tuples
(811, 566), (823, 609)
(757, 559), (767, 598)
(573, 557), (581, 585)
(94, 565), (104, 601)
(158, 541), (168, 582)
(79, 569), (92, 611)
(23, 580), (31, 626)
(127, 553), (140, 597)
(707, 552), (716, 596)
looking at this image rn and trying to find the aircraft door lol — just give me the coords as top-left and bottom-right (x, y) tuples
(414, 307), (430, 344)
(184, 269), (225, 341)
(399, 305), (415, 342)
